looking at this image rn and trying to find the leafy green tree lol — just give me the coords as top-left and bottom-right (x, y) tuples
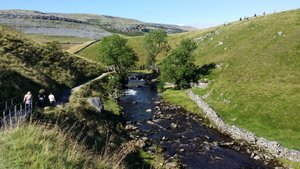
(144, 29), (169, 69)
(98, 35), (137, 74)
(159, 39), (198, 89)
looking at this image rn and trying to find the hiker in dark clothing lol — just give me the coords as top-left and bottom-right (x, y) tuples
(37, 89), (46, 108)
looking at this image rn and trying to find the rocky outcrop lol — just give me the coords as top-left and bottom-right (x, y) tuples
(87, 97), (103, 113)
(186, 90), (300, 162)
(0, 10), (87, 24)
(0, 10), (110, 39)
(0, 10), (192, 39)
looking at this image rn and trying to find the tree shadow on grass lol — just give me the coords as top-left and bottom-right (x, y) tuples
(196, 63), (217, 77)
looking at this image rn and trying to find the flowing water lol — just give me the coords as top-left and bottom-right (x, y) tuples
(120, 77), (277, 169)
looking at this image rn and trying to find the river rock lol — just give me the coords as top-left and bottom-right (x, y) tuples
(154, 101), (161, 104)
(253, 155), (261, 160)
(165, 162), (177, 169)
(250, 152), (255, 159)
(125, 124), (138, 130)
(146, 120), (155, 125)
(135, 140), (145, 148)
(170, 123), (178, 128)
(141, 136), (149, 141)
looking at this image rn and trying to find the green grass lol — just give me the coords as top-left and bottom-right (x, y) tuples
(130, 69), (153, 74)
(188, 10), (300, 150)
(66, 40), (96, 54)
(72, 8), (300, 152)
(77, 40), (104, 64)
(279, 159), (300, 169)
(104, 97), (121, 116)
(24, 34), (93, 51)
(78, 36), (148, 67)
(24, 34), (92, 44)
(162, 89), (203, 116)
(0, 124), (122, 169)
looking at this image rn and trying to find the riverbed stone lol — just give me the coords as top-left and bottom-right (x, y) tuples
(253, 155), (261, 160)
(165, 162), (177, 169)
(170, 123), (178, 128)
(125, 124), (138, 130)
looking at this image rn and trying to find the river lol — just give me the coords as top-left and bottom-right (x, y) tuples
(119, 76), (278, 169)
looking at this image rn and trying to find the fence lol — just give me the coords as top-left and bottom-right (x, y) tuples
(0, 97), (32, 130)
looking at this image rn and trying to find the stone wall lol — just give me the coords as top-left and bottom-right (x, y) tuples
(186, 90), (300, 162)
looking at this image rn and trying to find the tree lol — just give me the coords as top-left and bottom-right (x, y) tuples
(159, 39), (198, 89)
(144, 29), (169, 70)
(98, 35), (138, 75)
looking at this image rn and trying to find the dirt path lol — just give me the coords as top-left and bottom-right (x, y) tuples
(58, 72), (112, 104)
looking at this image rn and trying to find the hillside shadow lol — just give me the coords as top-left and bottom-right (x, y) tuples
(0, 70), (45, 103)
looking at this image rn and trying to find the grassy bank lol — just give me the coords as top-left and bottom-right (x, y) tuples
(0, 124), (123, 169)
(162, 89), (203, 116)
(3, 74), (126, 169)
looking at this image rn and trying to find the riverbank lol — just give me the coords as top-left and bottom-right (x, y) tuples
(162, 89), (300, 168)
(187, 90), (300, 163)
(120, 75), (282, 168)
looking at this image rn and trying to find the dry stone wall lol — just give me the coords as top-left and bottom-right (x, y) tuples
(186, 90), (300, 162)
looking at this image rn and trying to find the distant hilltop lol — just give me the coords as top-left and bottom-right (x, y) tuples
(0, 9), (194, 39)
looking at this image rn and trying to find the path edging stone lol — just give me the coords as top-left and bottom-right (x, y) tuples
(186, 90), (300, 162)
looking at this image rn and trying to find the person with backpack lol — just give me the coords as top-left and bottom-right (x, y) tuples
(38, 89), (46, 108)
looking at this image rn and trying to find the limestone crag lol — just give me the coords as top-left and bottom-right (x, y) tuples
(0, 9), (192, 39)
(0, 10), (87, 24)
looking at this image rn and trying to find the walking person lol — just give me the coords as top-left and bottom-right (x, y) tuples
(37, 89), (46, 108)
(23, 91), (32, 112)
(48, 93), (56, 107)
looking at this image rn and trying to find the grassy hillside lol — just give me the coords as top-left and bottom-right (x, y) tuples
(0, 124), (123, 169)
(0, 23), (153, 168)
(77, 40), (103, 63)
(24, 34), (91, 44)
(0, 25), (103, 101)
(123, 9), (300, 151)
(75, 9), (300, 150)
(191, 10), (300, 150)
(24, 34), (92, 50)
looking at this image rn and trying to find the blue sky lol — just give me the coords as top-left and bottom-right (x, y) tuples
(1, 0), (300, 27)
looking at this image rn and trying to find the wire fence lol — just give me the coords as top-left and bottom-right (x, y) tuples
(0, 97), (17, 112)
(0, 97), (32, 130)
